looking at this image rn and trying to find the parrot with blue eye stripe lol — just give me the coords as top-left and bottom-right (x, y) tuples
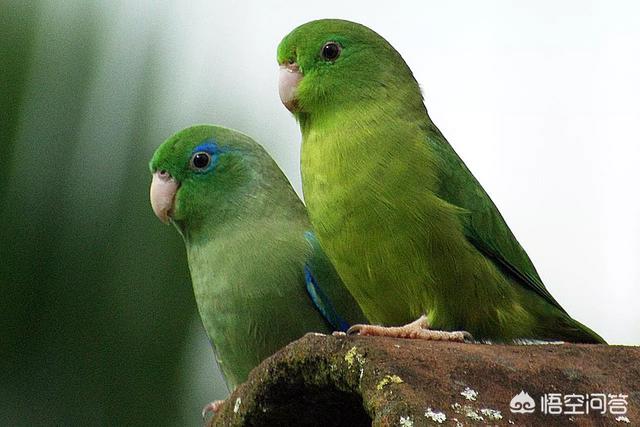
(149, 125), (367, 403)
(277, 19), (605, 344)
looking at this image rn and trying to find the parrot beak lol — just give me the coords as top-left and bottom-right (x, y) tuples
(150, 170), (179, 224)
(278, 63), (302, 112)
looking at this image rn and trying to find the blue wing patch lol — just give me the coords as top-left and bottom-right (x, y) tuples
(304, 265), (351, 332)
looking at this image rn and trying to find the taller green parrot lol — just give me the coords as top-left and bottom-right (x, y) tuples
(149, 125), (366, 396)
(277, 19), (605, 344)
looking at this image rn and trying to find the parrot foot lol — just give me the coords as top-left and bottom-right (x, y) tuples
(347, 315), (473, 342)
(202, 399), (225, 421)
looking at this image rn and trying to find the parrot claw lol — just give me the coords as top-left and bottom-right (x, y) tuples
(332, 331), (347, 337)
(459, 330), (475, 343)
(347, 315), (474, 343)
(202, 399), (225, 422)
(346, 324), (364, 336)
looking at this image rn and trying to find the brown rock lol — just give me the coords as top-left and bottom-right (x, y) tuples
(211, 334), (639, 426)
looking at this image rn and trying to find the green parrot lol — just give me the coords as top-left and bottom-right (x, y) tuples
(277, 19), (605, 344)
(149, 125), (367, 396)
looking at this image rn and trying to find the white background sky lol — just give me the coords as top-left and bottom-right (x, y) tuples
(144, 0), (640, 346)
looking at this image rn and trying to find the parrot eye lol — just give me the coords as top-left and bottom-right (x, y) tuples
(190, 152), (212, 170)
(321, 42), (341, 61)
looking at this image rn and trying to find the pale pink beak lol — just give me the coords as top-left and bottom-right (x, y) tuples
(150, 170), (179, 224)
(278, 63), (302, 111)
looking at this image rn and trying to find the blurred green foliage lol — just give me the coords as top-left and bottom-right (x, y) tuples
(1, 1), (223, 425)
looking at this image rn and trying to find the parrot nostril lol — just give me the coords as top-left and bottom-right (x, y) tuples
(159, 170), (170, 180)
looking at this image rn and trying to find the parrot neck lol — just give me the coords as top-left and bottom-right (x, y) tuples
(180, 182), (307, 248)
(297, 90), (428, 137)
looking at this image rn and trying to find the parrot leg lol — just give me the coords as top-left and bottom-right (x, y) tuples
(347, 315), (473, 342)
(202, 400), (225, 421)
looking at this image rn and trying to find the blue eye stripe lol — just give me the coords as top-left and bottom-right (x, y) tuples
(192, 139), (222, 155)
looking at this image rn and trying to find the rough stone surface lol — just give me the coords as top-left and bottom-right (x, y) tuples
(211, 334), (639, 426)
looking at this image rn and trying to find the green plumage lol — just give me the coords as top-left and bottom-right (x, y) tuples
(149, 125), (366, 389)
(278, 19), (604, 343)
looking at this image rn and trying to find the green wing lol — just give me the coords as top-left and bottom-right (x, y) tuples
(425, 125), (567, 313)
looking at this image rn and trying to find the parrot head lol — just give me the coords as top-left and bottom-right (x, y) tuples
(277, 19), (422, 116)
(149, 125), (270, 233)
